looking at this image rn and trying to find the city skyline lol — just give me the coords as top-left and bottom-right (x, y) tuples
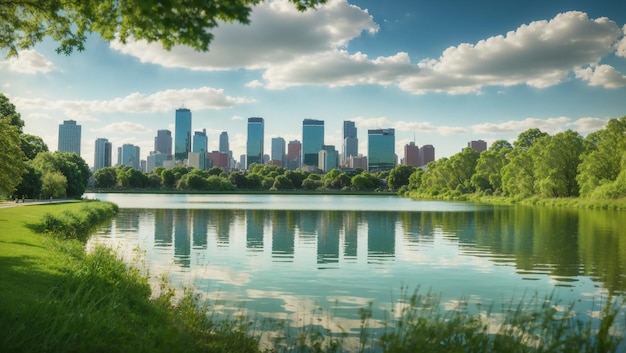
(3, 0), (626, 168)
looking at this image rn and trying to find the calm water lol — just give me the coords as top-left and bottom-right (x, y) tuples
(86, 193), (626, 339)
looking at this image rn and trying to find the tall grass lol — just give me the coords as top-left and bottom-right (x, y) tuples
(37, 201), (119, 242)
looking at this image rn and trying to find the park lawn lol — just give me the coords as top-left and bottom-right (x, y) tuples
(0, 203), (87, 306)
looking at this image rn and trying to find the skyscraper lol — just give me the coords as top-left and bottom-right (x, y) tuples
(174, 108), (192, 161)
(404, 141), (420, 167)
(193, 129), (208, 153)
(468, 139), (487, 153)
(368, 128), (395, 172)
(94, 138), (112, 171)
(219, 131), (229, 153)
(343, 120), (358, 166)
(155, 129), (172, 156)
(58, 120), (81, 155)
(271, 137), (286, 166)
(302, 119), (324, 167)
(246, 117), (264, 168)
(119, 143), (140, 170)
(420, 145), (435, 166)
(287, 140), (301, 170)
(318, 145), (338, 172)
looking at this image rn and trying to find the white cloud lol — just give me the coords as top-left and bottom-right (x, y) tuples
(94, 121), (152, 134)
(110, 0), (378, 71)
(575, 65), (626, 88)
(0, 50), (55, 74)
(574, 117), (609, 132)
(616, 25), (626, 58)
(472, 117), (571, 134)
(245, 80), (264, 88)
(12, 87), (254, 116)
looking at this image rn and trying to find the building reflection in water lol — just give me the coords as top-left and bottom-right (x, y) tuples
(173, 209), (191, 267)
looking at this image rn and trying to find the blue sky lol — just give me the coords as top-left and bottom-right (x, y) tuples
(2, 0), (626, 168)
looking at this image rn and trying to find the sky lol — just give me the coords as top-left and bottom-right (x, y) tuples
(2, 0), (626, 168)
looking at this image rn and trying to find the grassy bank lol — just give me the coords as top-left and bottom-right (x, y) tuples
(1, 202), (624, 352)
(407, 191), (626, 210)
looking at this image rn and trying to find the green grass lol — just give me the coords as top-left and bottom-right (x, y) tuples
(1, 202), (624, 352)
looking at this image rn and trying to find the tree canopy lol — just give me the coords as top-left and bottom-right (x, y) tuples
(1, 0), (327, 57)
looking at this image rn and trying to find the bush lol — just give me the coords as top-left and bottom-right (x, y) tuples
(38, 201), (118, 242)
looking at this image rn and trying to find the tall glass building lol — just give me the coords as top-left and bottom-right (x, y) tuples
(193, 129), (208, 153)
(368, 128), (395, 172)
(58, 120), (81, 155)
(174, 108), (192, 161)
(271, 137), (286, 166)
(155, 129), (172, 156)
(94, 138), (112, 171)
(343, 120), (358, 166)
(302, 119), (324, 167)
(119, 143), (140, 170)
(219, 131), (229, 153)
(246, 117), (264, 168)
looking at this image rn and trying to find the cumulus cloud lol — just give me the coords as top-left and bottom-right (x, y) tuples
(574, 117), (609, 132)
(94, 121), (151, 134)
(472, 117), (571, 134)
(575, 65), (626, 88)
(0, 50), (55, 74)
(110, 0), (378, 71)
(617, 25), (626, 58)
(12, 87), (254, 116)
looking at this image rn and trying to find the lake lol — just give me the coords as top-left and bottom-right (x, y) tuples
(85, 193), (626, 342)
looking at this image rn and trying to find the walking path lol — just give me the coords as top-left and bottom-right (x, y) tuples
(0, 199), (81, 209)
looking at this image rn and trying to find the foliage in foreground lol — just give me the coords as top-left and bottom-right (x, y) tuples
(36, 201), (119, 242)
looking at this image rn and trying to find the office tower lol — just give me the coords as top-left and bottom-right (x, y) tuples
(246, 117), (264, 168)
(420, 144), (435, 166)
(146, 151), (168, 173)
(193, 129), (208, 153)
(58, 120), (81, 155)
(94, 138), (112, 171)
(155, 129), (172, 156)
(343, 120), (358, 164)
(302, 119), (324, 167)
(174, 108), (192, 161)
(219, 131), (229, 153)
(318, 145), (338, 172)
(287, 140), (301, 170)
(271, 137), (286, 166)
(207, 151), (229, 168)
(468, 139), (487, 153)
(368, 128), (395, 172)
(119, 143), (140, 170)
(404, 141), (420, 167)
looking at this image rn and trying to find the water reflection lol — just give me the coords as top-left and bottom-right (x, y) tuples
(99, 205), (626, 294)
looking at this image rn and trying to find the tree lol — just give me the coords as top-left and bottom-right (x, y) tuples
(1, 0), (327, 57)
(577, 117), (626, 197)
(20, 134), (49, 160)
(41, 171), (67, 198)
(470, 140), (512, 193)
(94, 167), (118, 188)
(271, 175), (294, 190)
(14, 164), (42, 199)
(387, 165), (415, 190)
(502, 132), (549, 197)
(31, 151), (90, 198)
(0, 94), (24, 133)
(535, 130), (584, 197)
(0, 118), (26, 195)
(161, 169), (176, 188)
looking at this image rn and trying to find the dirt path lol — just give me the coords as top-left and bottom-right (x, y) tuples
(0, 199), (81, 209)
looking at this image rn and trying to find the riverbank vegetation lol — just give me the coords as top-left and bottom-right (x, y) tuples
(1, 202), (624, 352)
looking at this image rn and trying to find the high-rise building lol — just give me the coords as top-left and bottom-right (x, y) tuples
(119, 143), (140, 170)
(287, 140), (301, 170)
(318, 145), (338, 172)
(58, 120), (81, 155)
(155, 130), (172, 156)
(368, 128), (395, 172)
(94, 138), (112, 171)
(219, 131), (229, 153)
(271, 137), (286, 166)
(302, 119), (324, 167)
(193, 129), (208, 153)
(246, 117), (264, 168)
(420, 144), (435, 166)
(146, 151), (168, 173)
(174, 108), (192, 161)
(207, 151), (229, 168)
(343, 121), (358, 164)
(404, 141), (420, 167)
(468, 140), (487, 153)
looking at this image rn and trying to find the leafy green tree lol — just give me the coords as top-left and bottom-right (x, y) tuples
(387, 165), (415, 190)
(41, 171), (67, 198)
(1, 0), (327, 57)
(514, 128), (549, 149)
(14, 164), (42, 199)
(448, 148), (479, 193)
(350, 172), (379, 191)
(407, 169), (424, 190)
(161, 169), (176, 188)
(271, 175), (294, 190)
(94, 167), (118, 188)
(228, 171), (247, 189)
(245, 173), (262, 190)
(0, 93), (24, 133)
(55, 152), (90, 197)
(178, 172), (208, 190)
(471, 140), (512, 193)
(127, 168), (150, 188)
(0, 118), (26, 194)
(19, 134), (49, 160)
(577, 117), (626, 197)
(535, 130), (584, 197)
(207, 166), (223, 176)
(502, 131), (549, 197)
(284, 170), (307, 189)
